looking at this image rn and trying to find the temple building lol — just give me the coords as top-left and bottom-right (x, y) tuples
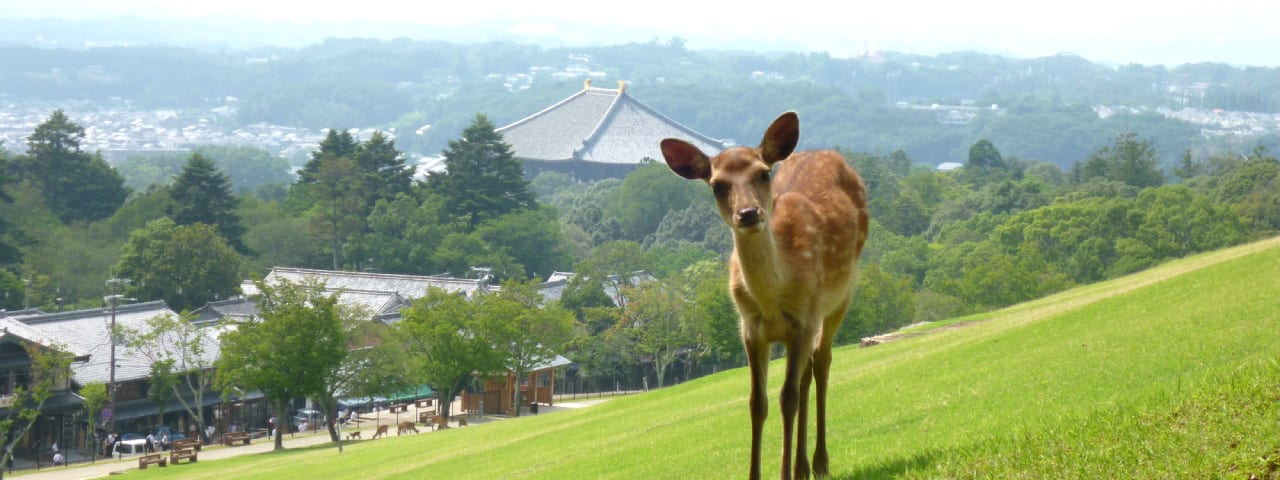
(496, 80), (727, 180)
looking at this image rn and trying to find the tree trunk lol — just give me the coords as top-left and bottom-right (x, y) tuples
(273, 399), (287, 451)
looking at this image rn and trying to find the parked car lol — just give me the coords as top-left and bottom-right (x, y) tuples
(119, 433), (145, 442)
(293, 409), (324, 430)
(114, 438), (148, 458)
(155, 426), (187, 441)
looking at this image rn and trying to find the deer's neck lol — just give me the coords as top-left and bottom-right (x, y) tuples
(733, 227), (784, 302)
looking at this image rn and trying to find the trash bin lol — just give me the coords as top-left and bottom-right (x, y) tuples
(529, 402), (539, 415)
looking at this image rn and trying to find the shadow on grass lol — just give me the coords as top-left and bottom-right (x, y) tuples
(832, 450), (942, 480)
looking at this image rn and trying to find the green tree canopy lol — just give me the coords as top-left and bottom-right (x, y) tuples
(114, 218), (241, 311)
(215, 278), (347, 451)
(170, 153), (248, 253)
(396, 287), (505, 421)
(425, 114), (536, 228)
(17, 109), (130, 223)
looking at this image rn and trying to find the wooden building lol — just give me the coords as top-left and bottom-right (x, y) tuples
(463, 355), (573, 416)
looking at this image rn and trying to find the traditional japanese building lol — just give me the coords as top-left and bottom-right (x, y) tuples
(496, 80), (728, 180)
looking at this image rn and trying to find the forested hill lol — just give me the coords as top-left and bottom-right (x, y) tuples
(1, 38), (1278, 167)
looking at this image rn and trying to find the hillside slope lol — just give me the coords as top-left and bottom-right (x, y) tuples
(128, 236), (1280, 480)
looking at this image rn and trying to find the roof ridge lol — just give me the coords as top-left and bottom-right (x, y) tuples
(574, 86), (627, 157)
(623, 89), (728, 147)
(20, 300), (172, 324)
(495, 88), (592, 133)
(271, 267), (480, 283)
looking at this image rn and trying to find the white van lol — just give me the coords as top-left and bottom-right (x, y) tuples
(114, 438), (149, 458)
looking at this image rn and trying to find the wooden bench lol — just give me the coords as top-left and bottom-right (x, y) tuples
(138, 453), (168, 469)
(222, 431), (252, 446)
(169, 448), (198, 465)
(174, 438), (202, 452)
(388, 404), (409, 413)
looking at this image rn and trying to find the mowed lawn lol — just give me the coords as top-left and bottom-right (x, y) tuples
(124, 236), (1280, 479)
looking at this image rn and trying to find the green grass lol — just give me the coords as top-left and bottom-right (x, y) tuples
(123, 236), (1280, 479)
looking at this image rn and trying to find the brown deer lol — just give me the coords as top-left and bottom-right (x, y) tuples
(661, 111), (868, 480)
(371, 425), (390, 439)
(396, 421), (419, 435)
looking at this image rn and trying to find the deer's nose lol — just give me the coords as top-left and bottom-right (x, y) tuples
(737, 207), (761, 228)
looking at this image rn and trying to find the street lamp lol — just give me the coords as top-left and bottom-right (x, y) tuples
(104, 277), (133, 434)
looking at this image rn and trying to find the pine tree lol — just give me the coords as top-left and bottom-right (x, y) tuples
(427, 114), (535, 228)
(355, 130), (413, 213)
(171, 153), (248, 253)
(18, 110), (129, 223)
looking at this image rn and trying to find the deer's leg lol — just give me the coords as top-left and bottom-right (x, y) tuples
(813, 306), (846, 478)
(745, 336), (771, 480)
(794, 356), (813, 480)
(781, 331), (814, 480)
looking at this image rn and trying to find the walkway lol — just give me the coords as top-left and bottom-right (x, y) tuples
(17, 400), (602, 480)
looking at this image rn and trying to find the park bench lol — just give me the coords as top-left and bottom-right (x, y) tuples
(388, 404), (409, 413)
(169, 447), (198, 465)
(222, 431), (252, 446)
(138, 453), (167, 469)
(174, 438), (202, 452)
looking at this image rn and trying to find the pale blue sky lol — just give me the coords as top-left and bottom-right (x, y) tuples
(6, 0), (1277, 67)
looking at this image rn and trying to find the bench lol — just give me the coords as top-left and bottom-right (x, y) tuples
(170, 448), (198, 465)
(138, 453), (168, 469)
(416, 398), (434, 409)
(174, 438), (202, 452)
(388, 404), (409, 413)
(223, 431), (252, 446)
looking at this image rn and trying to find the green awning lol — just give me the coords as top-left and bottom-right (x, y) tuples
(385, 385), (433, 403)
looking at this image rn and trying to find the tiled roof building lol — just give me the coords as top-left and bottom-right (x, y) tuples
(497, 80), (727, 180)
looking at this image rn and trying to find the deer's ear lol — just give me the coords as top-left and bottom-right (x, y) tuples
(661, 138), (711, 181)
(760, 111), (799, 165)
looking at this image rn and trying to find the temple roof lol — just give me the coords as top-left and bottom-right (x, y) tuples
(497, 80), (726, 168)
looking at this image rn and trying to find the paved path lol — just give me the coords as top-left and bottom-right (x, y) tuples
(19, 400), (604, 480)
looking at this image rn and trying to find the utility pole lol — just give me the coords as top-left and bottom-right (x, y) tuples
(104, 277), (132, 434)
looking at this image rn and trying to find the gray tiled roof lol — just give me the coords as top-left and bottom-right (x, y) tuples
(497, 85), (726, 166)
(14, 301), (218, 385)
(264, 267), (493, 300)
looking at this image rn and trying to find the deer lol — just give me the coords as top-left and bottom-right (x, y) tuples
(397, 421), (419, 435)
(661, 111), (868, 480)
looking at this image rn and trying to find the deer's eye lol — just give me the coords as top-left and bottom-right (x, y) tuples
(760, 170), (771, 182)
(711, 182), (729, 198)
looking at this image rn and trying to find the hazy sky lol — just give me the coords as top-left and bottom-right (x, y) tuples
(7, 0), (1278, 67)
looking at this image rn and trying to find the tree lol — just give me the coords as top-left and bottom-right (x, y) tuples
(170, 153), (248, 253)
(680, 260), (741, 369)
(616, 281), (692, 389)
(309, 305), (412, 442)
(147, 359), (177, 427)
(603, 161), (706, 242)
(302, 156), (365, 270)
(574, 241), (652, 309)
(215, 278), (347, 451)
(0, 341), (75, 479)
(353, 130), (414, 215)
(426, 114), (536, 228)
(0, 148), (21, 270)
(481, 279), (573, 416)
(80, 382), (107, 460)
(472, 207), (572, 281)
(114, 218), (241, 312)
(396, 288), (504, 423)
(1076, 132), (1164, 188)
(117, 311), (220, 443)
(17, 109), (130, 223)
(967, 139), (1005, 170)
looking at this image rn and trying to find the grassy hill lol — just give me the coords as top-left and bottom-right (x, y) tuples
(127, 236), (1280, 479)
